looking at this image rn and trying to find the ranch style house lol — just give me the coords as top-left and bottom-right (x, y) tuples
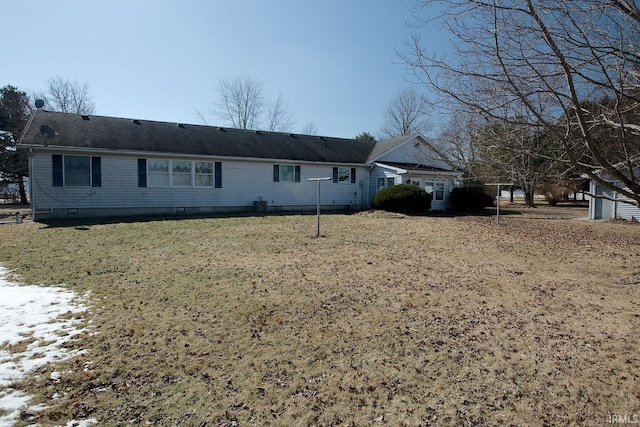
(18, 110), (462, 221)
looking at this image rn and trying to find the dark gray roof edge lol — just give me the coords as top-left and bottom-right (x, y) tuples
(18, 110), (380, 163)
(23, 109), (360, 143)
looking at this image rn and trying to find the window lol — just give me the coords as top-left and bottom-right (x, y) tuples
(425, 179), (445, 201)
(52, 155), (101, 187)
(140, 159), (220, 188)
(172, 160), (192, 186)
(64, 156), (91, 186)
(434, 181), (445, 201)
(338, 167), (350, 183)
(281, 165), (295, 182)
(148, 159), (169, 186)
(332, 167), (356, 183)
(377, 176), (394, 192)
(273, 165), (301, 182)
(195, 161), (213, 187)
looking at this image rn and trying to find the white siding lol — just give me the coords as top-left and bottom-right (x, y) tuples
(369, 166), (400, 201)
(30, 151), (369, 218)
(590, 181), (640, 221)
(616, 195), (640, 221)
(377, 138), (453, 171)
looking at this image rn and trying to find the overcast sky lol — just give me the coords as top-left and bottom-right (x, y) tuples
(2, 1), (450, 138)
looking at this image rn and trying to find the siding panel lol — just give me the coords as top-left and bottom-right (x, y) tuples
(31, 152), (370, 214)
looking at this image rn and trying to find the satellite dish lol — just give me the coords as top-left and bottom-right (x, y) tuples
(40, 125), (56, 139)
(35, 99), (45, 109)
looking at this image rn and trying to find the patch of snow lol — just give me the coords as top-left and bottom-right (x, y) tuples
(0, 266), (92, 427)
(62, 419), (98, 427)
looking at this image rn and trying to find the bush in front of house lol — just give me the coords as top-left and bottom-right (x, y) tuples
(372, 184), (432, 214)
(449, 185), (494, 211)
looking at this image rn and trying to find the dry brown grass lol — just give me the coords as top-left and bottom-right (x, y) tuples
(0, 208), (639, 426)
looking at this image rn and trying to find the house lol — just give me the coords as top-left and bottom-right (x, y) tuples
(17, 110), (462, 221)
(589, 179), (640, 221)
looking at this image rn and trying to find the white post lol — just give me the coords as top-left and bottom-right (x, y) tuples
(486, 183), (513, 225)
(308, 177), (332, 237)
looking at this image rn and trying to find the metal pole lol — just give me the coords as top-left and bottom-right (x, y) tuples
(316, 180), (321, 237)
(486, 183), (513, 225)
(308, 177), (332, 237)
(496, 184), (500, 224)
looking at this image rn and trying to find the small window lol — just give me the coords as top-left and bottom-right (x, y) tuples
(434, 181), (445, 201)
(64, 155), (91, 186)
(377, 177), (385, 190)
(426, 180), (445, 200)
(281, 165), (295, 182)
(195, 161), (213, 187)
(148, 159), (169, 186)
(53, 155), (101, 187)
(386, 177), (395, 187)
(333, 167), (356, 183)
(338, 167), (351, 183)
(274, 164), (301, 182)
(172, 160), (193, 186)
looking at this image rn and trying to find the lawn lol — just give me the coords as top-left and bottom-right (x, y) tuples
(0, 208), (639, 426)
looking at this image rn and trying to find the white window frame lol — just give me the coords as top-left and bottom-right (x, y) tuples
(425, 179), (445, 201)
(148, 159), (170, 187)
(172, 160), (193, 187)
(337, 167), (351, 184)
(63, 155), (91, 187)
(280, 165), (295, 182)
(194, 161), (214, 187)
(147, 159), (214, 188)
(434, 180), (445, 201)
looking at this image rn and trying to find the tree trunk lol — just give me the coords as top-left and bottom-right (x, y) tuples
(524, 189), (536, 207)
(18, 178), (27, 205)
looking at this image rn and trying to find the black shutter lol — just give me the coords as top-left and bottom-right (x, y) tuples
(138, 159), (147, 187)
(52, 155), (63, 187)
(273, 165), (280, 182)
(332, 167), (338, 183)
(214, 162), (222, 188)
(91, 157), (101, 187)
(294, 165), (301, 182)
(351, 168), (356, 184)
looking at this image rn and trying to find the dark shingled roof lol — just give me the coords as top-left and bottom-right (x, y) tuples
(19, 110), (379, 164)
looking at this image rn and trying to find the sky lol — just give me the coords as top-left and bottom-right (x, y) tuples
(1, 0), (450, 139)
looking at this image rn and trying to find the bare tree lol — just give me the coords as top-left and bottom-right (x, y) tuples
(433, 109), (482, 171)
(34, 76), (96, 114)
(301, 122), (318, 135)
(380, 88), (431, 138)
(402, 0), (640, 206)
(266, 94), (296, 132)
(214, 75), (265, 129)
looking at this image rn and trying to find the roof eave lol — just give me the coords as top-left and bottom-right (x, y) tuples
(24, 144), (369, 166)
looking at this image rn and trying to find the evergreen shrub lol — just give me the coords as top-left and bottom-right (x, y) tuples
(449, 186), (494, 211)
(372, 184), (432, 214)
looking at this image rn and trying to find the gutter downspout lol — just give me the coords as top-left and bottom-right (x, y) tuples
(28, 148), (35, 221)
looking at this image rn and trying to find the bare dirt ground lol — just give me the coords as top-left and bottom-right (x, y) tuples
(0, 206), (638, 426)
